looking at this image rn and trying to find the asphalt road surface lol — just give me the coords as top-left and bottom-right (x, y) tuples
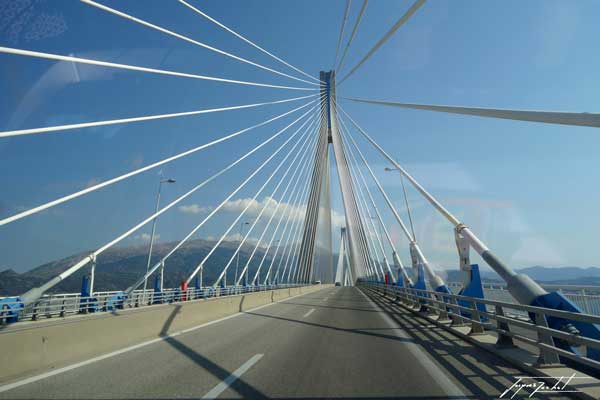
(0, 286), (572, 399)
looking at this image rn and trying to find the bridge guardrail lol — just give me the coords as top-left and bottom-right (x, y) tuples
(447, 281), (600, 316)
(0, 284), (329, 383)
(0, 284), (303, 324)
(361, 281), (600, 372)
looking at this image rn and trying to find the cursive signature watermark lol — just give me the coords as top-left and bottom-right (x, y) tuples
(499, 373), (588, 398)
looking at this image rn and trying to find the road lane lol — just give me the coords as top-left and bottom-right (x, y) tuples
(0, 286), (571, 399)
(0, 290), (315, 399)
(202, 354), (264, 399)
(224, 286), (467, 399)
(302, 308), (315, 318)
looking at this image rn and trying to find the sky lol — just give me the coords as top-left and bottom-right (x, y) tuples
(1, 0), (600, 275)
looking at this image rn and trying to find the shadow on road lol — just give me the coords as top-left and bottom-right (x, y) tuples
(161, 397), (476, 400)
(363, 288), (572, 400)
(160, 304), (268, 399)
(284, 301), (380, 313)
(244, 310), (416, 344)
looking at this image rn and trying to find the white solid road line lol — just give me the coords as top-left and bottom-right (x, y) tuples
(302, 308), (315, 318)
(0, 289), (321, 394)
(357, 287), (468, 399)
(201, 354), (264, 399)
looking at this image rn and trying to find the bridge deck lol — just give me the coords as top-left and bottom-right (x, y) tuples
(1, 287), (571, 399)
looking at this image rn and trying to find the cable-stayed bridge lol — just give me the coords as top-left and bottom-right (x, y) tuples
(1, 1), (600, 398)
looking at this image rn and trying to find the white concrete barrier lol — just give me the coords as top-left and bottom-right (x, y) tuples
(0, 284), (330, 383)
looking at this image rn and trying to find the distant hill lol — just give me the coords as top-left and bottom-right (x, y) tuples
(4, 245), (600, 296)
(516, 266), (600, 282)
(0, 239), (284, 296)
(437, 269), (502, 283)
(438, 265), (600, 286)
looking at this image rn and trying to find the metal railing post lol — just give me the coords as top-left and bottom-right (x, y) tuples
(437, 293), (449, 321)
(411, 290), (420, 309)
(59, 299), (66, 317)
(32, 303), (39, 321)
(160, 261), (165, 292)
(469, 301), (485, 335)
(494, 304), (515, 348)
(449, 297), (466, 326)
(534, 311), (561, 365)
(89, 254), (96, 296)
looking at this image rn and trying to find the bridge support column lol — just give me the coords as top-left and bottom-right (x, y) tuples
(296, 71), (371, 284)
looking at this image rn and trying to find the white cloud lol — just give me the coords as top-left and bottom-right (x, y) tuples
(223, 234), (266, 247)
(179, 204), (211, 214)
(213, 196), (346, 228)
(132, 233), (159, 243)
(511, 236), (565, 266)
(130, 153), (144, 168)
(86, 178), (100, 188)
(534, 1), (580, 68)
(379, 161), (481, 192)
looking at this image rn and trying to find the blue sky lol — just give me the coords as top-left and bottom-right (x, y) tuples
(1, 0), (600, 274)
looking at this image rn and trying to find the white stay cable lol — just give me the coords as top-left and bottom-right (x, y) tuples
(337, 104), (459, 226)
(236, 121), (320, 286)
(339, 111), (552, 301)
(255, 162), (311, 285)
(0, 93), (316, 139)
(284, 218), (305, 283)
(178, 0), (323, 84)
(21, 102), (316, 305)
(250, 128), (319, 285)
(260, 111), (326, 284)
(289, 124), (329, 284)
(344, 96), (600, 129)
(210, 113), (320, 287)
(82, 0), (319, 87)
(336, 112), (415, 241)
(1, 99), (317, 228)
(284, 205), (310, 283)
(337, 0), (426, 85)
(0, 46), (318, 91)
(290, 127), (329, 283)
(337, 0), (368, 72)
(339, 117), (394, 279)
(261, 147), (314, 284)
(128, 107), (322, 293)
(345, 144), (388, 280)
(286, 164), (321, 284)
(339, 115), (411, 284)
(273, 170), (312, 284)
(280, 183), (313, 283)
(285, 130), (326, 286)
(186, 110), (319, 286)
(353, 191), (384, 280)
(333, 0), (352, 69)
(338, 111), (445, 287)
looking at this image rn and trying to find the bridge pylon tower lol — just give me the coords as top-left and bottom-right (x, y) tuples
(296, 71), (375, 285)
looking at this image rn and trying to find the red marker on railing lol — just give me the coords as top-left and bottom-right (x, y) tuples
(181, 280), (188, 301)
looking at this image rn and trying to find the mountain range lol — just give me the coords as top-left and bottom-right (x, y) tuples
(2, 241), (600, 296)
(0, 239), (285, 296)
(440, 266), (600, 286)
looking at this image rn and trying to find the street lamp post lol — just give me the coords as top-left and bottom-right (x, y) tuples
(234, 221), (251, 286)
(370, 214), (385, 259)
(143, 177), (175, 302)
(265, 239), (280, 286)
(370, 215), (384, 246)
(384, 167), (416, 239)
